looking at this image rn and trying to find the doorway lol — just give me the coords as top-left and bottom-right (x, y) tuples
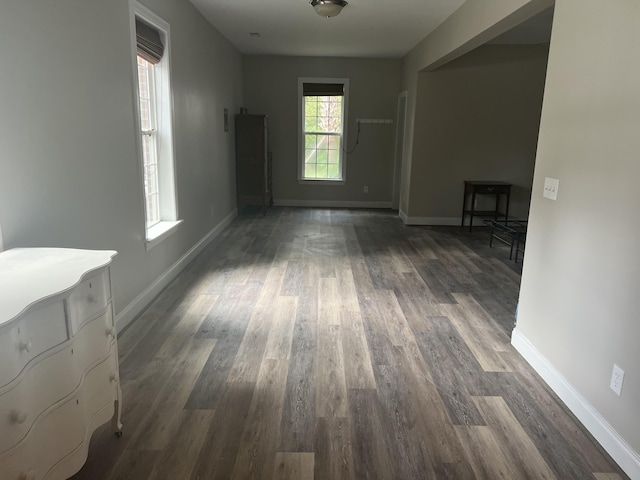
(392, 91), (407, 210)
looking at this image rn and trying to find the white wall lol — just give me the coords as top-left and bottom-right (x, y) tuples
(514, 0), (640, 476)
(0, 0), (242, 327)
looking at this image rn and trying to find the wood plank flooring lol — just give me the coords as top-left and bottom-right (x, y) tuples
(72, 207), (626, 480)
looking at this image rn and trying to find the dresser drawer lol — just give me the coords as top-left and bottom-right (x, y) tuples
(0, 351), (118, 480)
(81, 346), (119, 410)
(0, 347), (76, 454)
(472, 185), (511, 194)
(0, 393), (85, 480)
(0, 310), (115, 454)
(0, 302), (68, 389)
(72, 306), (115, 376)
(67, 270), (110, 335)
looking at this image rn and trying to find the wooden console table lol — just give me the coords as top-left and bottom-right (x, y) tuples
(461, 181), (512, 231)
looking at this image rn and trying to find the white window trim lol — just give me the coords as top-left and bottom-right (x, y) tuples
(145, 219), (183, 250)
(130, 2), (181, 249)
(297, 77), (349, 185)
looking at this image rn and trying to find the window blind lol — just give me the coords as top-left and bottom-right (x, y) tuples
(303, 82), (344, 96)
(136, 18), (164, 65)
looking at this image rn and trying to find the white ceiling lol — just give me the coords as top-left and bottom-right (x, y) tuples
(188, 0), (466, 58)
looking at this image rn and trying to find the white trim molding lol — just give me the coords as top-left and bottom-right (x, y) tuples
(274, 199), (392, 209)
(512, 329), (640, 479)
(115, 208), (237, 332)
(399, 215), (461, 226)
(399, 213), (492, 227)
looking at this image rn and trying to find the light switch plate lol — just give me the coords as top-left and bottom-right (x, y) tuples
(543, 177), (559, 200)
(610, 364), (625, 396)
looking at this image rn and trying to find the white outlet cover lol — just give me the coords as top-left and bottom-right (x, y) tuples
(610, 364), (625, 396)
(543, 177), (559, 200)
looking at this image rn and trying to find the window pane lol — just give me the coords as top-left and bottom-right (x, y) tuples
(139, 100), (151, 131)
(316, 164), (328, 178)
(316, 148), (328, 165)
(305, 164), (316, 178)
(305, 134), (317, 149)
(327, 163), (340, 179)
(141, 134), (159, 224)
(328, 149), (340, 164)
(137, 56), (155, 132)
(146, 192), (159, 226)
(330, 97), (342, 113)
(304, 116), (318, 132)
(145, 164), (158, 195)
(305, 149), (317, 165)
(328, 135), (340, 150)
(305, 97), (318, 117)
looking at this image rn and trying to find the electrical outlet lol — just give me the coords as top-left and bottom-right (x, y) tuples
(363, 186), (368, 193)
(610, 364), (625, 396)
(543, 177), (559, 200)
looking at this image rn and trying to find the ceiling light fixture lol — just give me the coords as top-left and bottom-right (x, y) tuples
(310, 0), (348, 18)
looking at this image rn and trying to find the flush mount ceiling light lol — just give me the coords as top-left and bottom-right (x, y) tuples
(310, 0), (348, 18)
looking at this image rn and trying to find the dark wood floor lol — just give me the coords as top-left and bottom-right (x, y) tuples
(72, 207), (626, 479)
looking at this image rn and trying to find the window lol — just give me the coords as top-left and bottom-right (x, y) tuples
(137, 54), (159, 226)
(298, 78), (349, 183)
(132, 4), (180, 248)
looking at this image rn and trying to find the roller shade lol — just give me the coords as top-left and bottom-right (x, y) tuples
(303, 82), (344, 96)
(136, 18), (164, 64)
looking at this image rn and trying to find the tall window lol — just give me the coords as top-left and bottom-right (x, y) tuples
(298, 78), (349, 182)
(137, 54), (159, 226)
(133, 5), (179, 247)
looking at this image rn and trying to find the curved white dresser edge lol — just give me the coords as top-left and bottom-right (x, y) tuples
(0, 248), (122, 480)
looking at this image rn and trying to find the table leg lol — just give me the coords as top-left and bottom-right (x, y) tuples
(469, 192), (476, 232)
(505, 190), (511, 222)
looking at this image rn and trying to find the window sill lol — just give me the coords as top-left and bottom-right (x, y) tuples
(145, 220), (183, 251)
(298, 179), (346, 186)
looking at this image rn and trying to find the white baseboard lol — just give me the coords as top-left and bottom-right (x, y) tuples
(273, 199), (392, 209)
(115, 208), (237, 332)
(399, 215), (461, 226)
(511, 329), (640, 479)
(399, 214), (494, 227)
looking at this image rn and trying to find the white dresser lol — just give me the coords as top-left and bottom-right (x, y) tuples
(0, 248), (122, 480)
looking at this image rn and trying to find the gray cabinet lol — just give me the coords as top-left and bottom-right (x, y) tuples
(235, 113), (273, 213)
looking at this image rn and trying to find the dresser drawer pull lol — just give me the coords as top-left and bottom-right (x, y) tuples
(87, 293), (98, 304)
(11, 410), (28, 424)
(110, 373), (119, 383)
(18, 341), (32, 353)
(106, 326), (117, 338)
(20, 470), (36, 480)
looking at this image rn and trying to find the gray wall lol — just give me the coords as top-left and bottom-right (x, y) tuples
(407, 44), (549, 222)
(0, 0), (242, 324)
(243, 56), (401, 206)
(515, 0), (640, 472)
(399, 0), (554, 218)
